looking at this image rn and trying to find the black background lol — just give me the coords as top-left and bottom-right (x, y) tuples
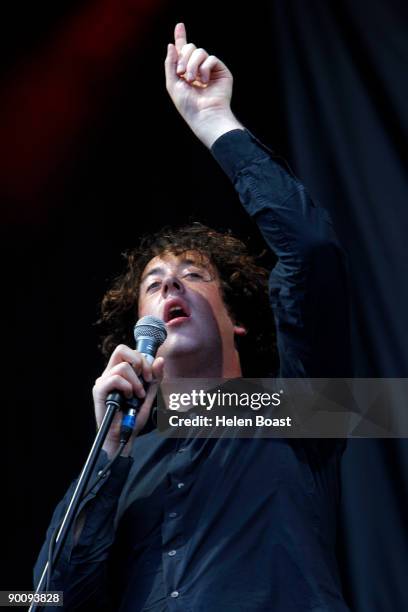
(2, 2), (407, 611)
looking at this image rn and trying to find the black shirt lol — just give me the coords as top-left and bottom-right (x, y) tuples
(34, 130), (351, 611)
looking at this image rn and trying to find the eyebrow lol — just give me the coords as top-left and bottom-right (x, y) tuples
(141, 266), (165, 283)
(140, 259), (206, 283)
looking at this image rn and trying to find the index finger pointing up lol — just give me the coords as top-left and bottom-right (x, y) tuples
(174, 22), (187, 53)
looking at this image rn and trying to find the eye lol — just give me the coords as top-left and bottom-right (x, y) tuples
(184, 272), (203, 279)
(146, 280), (161, 292)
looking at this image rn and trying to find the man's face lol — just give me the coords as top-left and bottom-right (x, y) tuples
(138, 251), (245, 368)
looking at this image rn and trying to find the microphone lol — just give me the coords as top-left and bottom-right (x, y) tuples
(105, 316), (167, 444)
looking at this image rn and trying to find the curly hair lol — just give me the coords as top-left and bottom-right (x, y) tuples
(97, 223), (278, 377)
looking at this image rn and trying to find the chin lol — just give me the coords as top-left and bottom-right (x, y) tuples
(159, 335), (201, 359)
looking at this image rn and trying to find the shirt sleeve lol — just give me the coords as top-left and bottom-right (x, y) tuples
(211, 129), (352, 378)
(33, 450), (133, 610)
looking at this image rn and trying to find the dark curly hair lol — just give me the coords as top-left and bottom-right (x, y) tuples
(97, 223), (278, 377)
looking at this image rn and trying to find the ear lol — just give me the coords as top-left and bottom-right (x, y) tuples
(233, 324), (247, 337)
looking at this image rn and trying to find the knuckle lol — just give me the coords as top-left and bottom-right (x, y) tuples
(182, 42), (196, 54)
(116, 362), (130, 375)
(131, 360), (142, 373)
(111, 375), (130, 392)
(115, 343), (128, 354)
(93, 378), (104, 392)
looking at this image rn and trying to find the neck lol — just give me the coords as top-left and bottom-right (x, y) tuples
(163, 348), (242, 379)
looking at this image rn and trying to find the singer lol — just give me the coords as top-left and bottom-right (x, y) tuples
(34, 23), (351, 611)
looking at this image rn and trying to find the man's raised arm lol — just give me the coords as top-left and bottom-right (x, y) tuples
(165, 23), (351, 378)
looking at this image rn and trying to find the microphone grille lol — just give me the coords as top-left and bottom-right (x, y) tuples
(133, 316), (167, 345)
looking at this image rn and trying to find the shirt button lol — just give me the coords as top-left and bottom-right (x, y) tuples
(177, 482), (185, 489)
(168, 549), (177, 557)
(169, 512), (178, 518)
(170, 591), (179, 598)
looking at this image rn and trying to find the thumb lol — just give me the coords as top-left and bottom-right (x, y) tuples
(152, 356), (165, 383)
(164, 43), (178, 91)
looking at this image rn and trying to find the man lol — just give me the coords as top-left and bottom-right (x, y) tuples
(35, 23), (351, 611)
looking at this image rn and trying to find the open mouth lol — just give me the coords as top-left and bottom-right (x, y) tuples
(164, 301), (191, 326)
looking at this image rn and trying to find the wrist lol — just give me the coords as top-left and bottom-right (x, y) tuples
(189, 108), (245, 148)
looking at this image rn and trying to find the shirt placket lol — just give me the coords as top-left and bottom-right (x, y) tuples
(161, 441), (193, 609)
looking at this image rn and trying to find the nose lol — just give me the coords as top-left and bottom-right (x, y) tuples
(161, 274), (185, 297)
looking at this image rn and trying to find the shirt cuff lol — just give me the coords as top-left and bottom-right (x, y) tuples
(95, 451), (133, 496)
(79, 450), (133, 505)
(211, 129), (273, 182)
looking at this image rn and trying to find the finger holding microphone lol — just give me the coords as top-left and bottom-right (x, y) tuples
(93, 316), (167, 458)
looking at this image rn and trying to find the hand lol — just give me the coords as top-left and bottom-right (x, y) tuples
(93, 345), (164, 457)
(165, 23), (244, 148)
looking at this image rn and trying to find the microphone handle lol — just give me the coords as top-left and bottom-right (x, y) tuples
(119, 351), (154, 443)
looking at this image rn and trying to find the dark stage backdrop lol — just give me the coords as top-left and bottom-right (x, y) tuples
(2, 1), (407, 610)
